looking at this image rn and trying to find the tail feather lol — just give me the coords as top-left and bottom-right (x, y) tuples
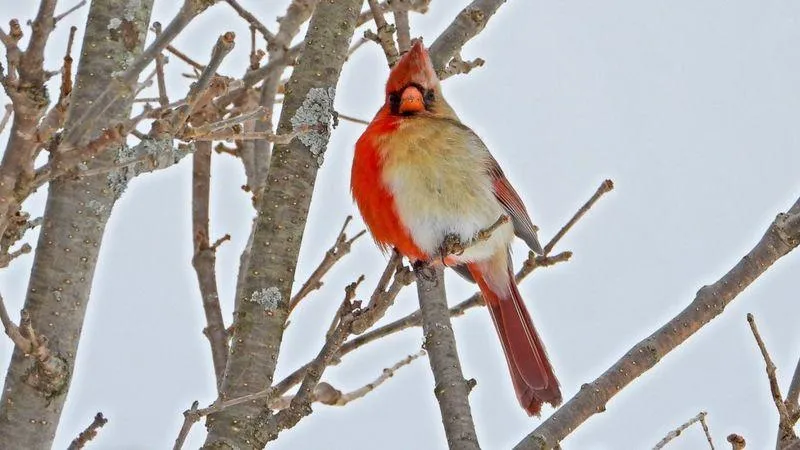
(468, 253), (562, 416)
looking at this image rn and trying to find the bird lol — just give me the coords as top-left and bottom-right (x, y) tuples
(350, 40), (562, 416)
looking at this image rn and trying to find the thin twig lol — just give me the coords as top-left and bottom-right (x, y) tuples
(170, 32), (236, 132)
(153, 22), (170, 107)
(253, 278), (364, 445)
(54, 0), (87, 23)
(270, 350), (426, 409)
(337, 112), (370, 125)
(545, 179), (614, 254)
(653, 411), (713, 450)
(288, 216), (367, 313)
(0, 104), (12, 134)
(747, 313), (799, 446)
(699, 413), (716, 449)
(67, 413), (108, 450)
(224, 0), (274, 42)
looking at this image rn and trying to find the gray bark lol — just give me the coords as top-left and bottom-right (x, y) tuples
(203, 1), (363, 447)
(416, 266), (481, 450)
(0, 1), (153, 447)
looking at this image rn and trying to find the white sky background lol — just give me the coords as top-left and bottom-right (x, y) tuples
(2, 1), (800, 449)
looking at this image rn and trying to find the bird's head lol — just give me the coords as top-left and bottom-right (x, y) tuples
(384, 40), (449, 117)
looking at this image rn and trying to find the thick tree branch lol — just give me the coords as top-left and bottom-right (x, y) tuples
(203, 1), (363, 447)
(0, 1), (155, 446)
(515, 197), (800, 450)
(416, 264), (481, 449)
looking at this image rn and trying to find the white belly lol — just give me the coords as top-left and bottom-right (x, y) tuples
(382, 146), (513, 263)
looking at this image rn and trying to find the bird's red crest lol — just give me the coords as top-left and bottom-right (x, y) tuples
(386, 41), (439, 94)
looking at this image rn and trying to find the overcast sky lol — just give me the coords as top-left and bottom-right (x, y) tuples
(2, 1), (800, 449)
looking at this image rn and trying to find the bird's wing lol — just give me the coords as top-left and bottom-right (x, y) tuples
(488, 161), (544, 254)
(437, 117), (544, 254)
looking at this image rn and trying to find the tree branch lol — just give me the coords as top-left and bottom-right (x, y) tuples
(515, 198), (800, 450)
(269, 350), (426, 409)
(289, 216), (366, 313)
(653, 411), (714, 450)
(366, 0), (400, 66)
(203, 1), (363, 447)
(416, 264), (481, 449)
(428, 0), (508, 76)
(67, 412), (108, 450)
(191, 141), (229, 389)
(747, 313), (799, 447)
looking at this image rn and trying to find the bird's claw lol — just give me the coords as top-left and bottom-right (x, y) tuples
(440, 233), (465, 260)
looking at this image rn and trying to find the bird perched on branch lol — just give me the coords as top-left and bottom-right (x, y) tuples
(351, 41), (562, 415)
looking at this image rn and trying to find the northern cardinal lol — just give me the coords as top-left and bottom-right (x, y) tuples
(351, 41), (562, 415)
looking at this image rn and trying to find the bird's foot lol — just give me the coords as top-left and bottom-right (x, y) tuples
(440, 233), (465, 260)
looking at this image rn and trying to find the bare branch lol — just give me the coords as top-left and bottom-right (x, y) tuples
(439, 53), (485, 80)
(747, 313), (799, 446)
(170, 32), (236, 132)
(366, 0), (400, 66)
(653, 411), (713, 450)
(289, 216), (367, 313)
(429, 0), (508, 75)
(545, 179), (614, 254)
(270, 350), (426, 409)
(224, 0), (275, 42)
(415, 264), (480, 449)
(67, 413), (108, 450)
(337, 112), (370, 125)
(0, 290), (30, 351)
(515, 200), (800, 450)
(253, 278), (364, 445)
(700, 413), (716, 450)
(351, 251), (414, 334)
(0, 104), (12, 134)
(54, 0), (88, 23)
(153, 22), (170, 107)
(191, 141), (229, 388)
(393, 8), (412, 53)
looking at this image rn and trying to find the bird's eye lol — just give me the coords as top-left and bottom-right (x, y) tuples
(424, 89), (435, 103)
(388, 93), (401, 107)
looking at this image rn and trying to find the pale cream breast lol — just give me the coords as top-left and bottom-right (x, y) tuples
(379, 117), (513, 261)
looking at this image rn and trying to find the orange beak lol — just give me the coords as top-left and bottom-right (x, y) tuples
(399, 86), (425, 114)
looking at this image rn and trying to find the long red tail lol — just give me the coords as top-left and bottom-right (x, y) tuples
(468, 253), (562, 416)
